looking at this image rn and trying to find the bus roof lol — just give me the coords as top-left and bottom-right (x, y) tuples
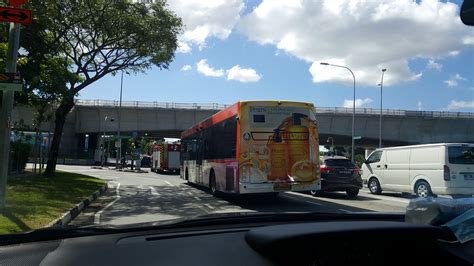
(181, 102), (239, 138)
(180, 100), (315, 138)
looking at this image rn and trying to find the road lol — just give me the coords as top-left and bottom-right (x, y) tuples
(56, 165), (412, 227)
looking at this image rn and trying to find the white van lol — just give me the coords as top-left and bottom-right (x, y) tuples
(361, 143), (474, 198)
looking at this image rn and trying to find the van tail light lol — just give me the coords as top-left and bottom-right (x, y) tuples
(444, 165), (450, 181)
(352, 168), (360, 174)
(320, 165), (336, 173)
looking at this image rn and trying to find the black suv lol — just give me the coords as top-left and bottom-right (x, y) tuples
(310, 156), (362, 198)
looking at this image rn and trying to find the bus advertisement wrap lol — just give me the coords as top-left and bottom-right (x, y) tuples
(239, 102), (320, 185)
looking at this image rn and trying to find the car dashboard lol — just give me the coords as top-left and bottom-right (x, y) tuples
(0, 215), (473, 266)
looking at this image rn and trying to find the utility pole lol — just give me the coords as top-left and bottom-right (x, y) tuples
(116, 72), (123, 169)
(378, 69), (387, 148)
(0, 22), (21, 210)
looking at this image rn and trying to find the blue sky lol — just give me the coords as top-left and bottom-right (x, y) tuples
(80, 0), (474, 112)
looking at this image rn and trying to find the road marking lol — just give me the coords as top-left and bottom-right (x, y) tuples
(339, 208), (352, 213)
(186, 192), (194, 196)
(164, 181), (174, 186)
(359, 190), (410, 204)
(94, 182), (121, 225)
(149, 186), (159, 196)
(193, 196), (202, 201)
(204, 203), (215, 209)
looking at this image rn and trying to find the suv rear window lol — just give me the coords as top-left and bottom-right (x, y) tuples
(325, 159), (355, 168)
(448, 146), (474, 165)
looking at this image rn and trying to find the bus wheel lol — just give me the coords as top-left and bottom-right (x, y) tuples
(209, 171), (217, 196)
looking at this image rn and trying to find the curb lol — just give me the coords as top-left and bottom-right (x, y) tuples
(118, 169), (149, 173)
(47, 183), (108, 228)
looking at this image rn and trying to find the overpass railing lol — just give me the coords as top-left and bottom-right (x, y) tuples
(75, 99), (229, 110)
(315, 107), (474, 118)
(74, 99), (474, 119)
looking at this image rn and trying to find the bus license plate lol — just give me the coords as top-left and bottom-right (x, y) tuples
(465, 173), (474, 180)
(274, 183), (292, 191)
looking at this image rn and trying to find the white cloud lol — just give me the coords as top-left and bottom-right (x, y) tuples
(226, 65), (261, 82)
(444, 73), (467, 87)
(180, 65), (192, 71)
(240, 0), (473, 86)
(448, 50), (460, 57)
(168, 0), (244, 52)
(426, 59), (442, 71)
(446, 100), (474, 110)
(417, 101), (423, 111)
(177, 41), (192, 54)
(342, 98), (373, 108)
(196, 59), (224, 77)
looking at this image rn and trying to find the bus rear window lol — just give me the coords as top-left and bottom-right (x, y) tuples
(253, 114), (265, 123)
(448, 146), (474, 164)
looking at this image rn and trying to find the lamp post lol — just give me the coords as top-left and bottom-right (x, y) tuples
(116, 71), (124, 169)
(378, 69), (387, 148)
(320, 62), (356, 162)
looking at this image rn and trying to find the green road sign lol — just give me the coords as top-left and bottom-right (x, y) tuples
(353, 136), (362, 140)
(0, 73), (23, 91)
(0, 82), (22, 91)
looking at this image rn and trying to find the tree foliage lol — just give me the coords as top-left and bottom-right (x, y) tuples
(13, 0), (182, 176)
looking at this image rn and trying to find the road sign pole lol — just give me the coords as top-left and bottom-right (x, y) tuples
(0, 22), (21, 210)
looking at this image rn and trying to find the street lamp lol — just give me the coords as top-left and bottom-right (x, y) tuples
(378, 69), (387, 148)
(116, 71), (124, 169)
(320, 62), (356, 162)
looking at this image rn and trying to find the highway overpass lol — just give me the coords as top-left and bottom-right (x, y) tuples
(12, 99), (474, 159)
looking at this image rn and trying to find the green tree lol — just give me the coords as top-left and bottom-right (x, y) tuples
(19, 0), (182, 177)
(140, 137), (156, 155)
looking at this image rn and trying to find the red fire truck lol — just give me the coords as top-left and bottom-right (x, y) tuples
(151, 138), (181, 174)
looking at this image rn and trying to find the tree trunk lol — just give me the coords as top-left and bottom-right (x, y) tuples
(44, 95), (75, 177)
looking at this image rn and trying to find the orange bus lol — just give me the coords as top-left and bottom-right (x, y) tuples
(180, 101), (321, 195)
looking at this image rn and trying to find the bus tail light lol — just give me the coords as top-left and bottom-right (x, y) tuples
(240, 166), (250, 183)
(444, 165), (450, 181)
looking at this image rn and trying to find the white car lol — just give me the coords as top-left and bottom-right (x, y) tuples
(361, 143), (474, 198)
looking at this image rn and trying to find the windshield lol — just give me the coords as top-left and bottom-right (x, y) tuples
(0, 0), (473, 236)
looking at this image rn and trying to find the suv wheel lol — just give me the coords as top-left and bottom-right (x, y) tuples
(346, 188), (359, 198)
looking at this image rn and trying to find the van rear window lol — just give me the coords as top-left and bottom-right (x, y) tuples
(448, 147), (474, 165)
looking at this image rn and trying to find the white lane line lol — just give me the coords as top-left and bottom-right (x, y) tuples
(94, 182), (121, 225)
(164, 181), (174, 186)
(204, 203), (215, 209)
(359, 190), (410, 204)
(149, 186), (159, 196)
(281, 194), (323, 206)
(186, 192), (194, 196)
(193, 196), (202, 201)
(339, 209), (352, 213)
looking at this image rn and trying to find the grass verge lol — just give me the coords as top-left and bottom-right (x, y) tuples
(0, 171), (106, 234)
